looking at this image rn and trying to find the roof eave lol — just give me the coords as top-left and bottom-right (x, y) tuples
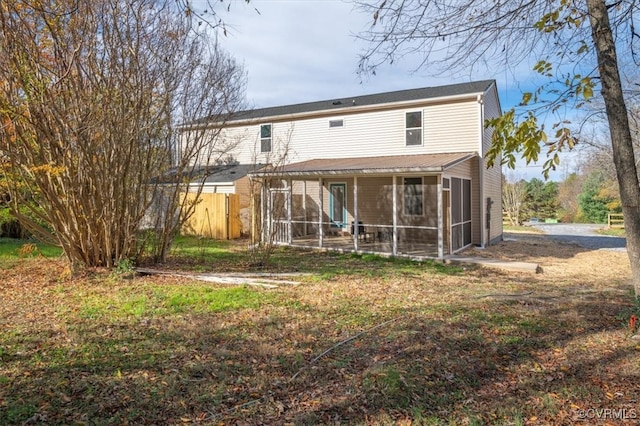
(441, 153), (477, 170)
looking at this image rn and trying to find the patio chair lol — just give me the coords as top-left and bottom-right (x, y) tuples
(351, 221), (375, 243)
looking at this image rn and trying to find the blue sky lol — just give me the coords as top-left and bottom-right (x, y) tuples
(210, 0), (578, 180)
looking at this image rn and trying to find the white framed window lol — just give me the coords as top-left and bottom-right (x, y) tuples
(403, 177), (424, 216)
(405, 111), (422, 146)
(260, 124), (272, 153)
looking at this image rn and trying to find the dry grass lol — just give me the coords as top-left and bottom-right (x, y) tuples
(0, 233), (638, 425)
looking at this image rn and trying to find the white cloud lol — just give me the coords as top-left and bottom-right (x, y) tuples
(214, 0), (500, 107)
(203, 0), (584, 180)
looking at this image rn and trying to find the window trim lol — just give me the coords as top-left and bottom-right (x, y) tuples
(403, 177), (424, 217)
(405, 111), (423, 146)
(260, 123), (272, 153)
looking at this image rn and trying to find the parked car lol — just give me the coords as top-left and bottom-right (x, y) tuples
(524, 218), (541, 226)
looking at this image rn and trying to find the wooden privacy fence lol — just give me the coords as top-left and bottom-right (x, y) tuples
(182, 193), (241, 239)
(608, 213), (624, 229)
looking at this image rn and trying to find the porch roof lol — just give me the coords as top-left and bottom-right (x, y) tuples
(251, 152), (476, 177)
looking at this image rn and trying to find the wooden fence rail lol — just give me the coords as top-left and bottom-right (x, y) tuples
(608, 213), (624, 229)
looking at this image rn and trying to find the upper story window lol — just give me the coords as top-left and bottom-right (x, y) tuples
(260, 124), (272, 153)
(329, 119), (344, 128)
(405, 111), (422, 146)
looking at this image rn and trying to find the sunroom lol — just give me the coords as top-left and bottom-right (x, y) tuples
(250, 152), (479, 259)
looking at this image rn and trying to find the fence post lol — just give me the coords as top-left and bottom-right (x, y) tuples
(608, 213), (624, 229)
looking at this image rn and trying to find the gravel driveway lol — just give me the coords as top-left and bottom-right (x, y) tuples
(529, 223), (627, 251)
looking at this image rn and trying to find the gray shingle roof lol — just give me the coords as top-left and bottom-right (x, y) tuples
(153, 164), (266, 184)
(202, 164), (265, 184)
(199, 80), (495, 125)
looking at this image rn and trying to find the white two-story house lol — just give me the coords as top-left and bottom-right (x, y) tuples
(183, 80), (503, 258)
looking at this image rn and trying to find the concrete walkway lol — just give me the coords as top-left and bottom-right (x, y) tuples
(136, 268), (310, 288)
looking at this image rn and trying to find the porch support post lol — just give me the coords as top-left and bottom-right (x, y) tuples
(392, 175), (398, 256)
(287, 178), (293, 245)
(302, 180), (307, 236)
(318, 177), (324, 248)
(353, 176), (359, 251)
(437, 180), (444, 258)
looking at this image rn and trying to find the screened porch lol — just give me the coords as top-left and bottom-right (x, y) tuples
(252, 153), (476, 260)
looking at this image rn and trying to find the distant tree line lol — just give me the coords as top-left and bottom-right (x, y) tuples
(503, 166), (622, 225)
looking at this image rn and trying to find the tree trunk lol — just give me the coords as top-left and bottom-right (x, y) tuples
(586, 0), (640, 296)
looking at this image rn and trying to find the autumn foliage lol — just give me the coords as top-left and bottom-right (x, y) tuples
(0, 0), (245, 267)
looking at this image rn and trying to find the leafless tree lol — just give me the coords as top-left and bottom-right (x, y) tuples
(556, 173), (583, 222)
(572, 69), (640, 181)
(247, 126), (293, 267)
(0, 0), (246, 268)
(355, 0), (640, 296)
(502, 174), (525, 226)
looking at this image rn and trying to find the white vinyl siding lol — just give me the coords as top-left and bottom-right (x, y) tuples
(213, 98), (483, 165)
(445, 160), (473, 180)
(471, 157), (481, 245)
(481, 86), (503, 243)
(423, 101), (480, 154)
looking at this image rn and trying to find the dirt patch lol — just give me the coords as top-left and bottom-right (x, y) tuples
(465, 231), (631, 286)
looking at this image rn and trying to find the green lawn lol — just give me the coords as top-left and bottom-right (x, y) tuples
(0, 237), (637, 425)
(0, 238), (62, 258)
